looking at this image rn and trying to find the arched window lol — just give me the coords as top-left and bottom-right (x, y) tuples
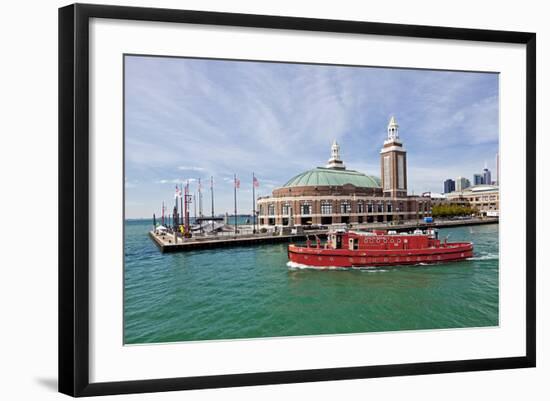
(282, 203), (291, 216)
(321, 201), (332, 215)
(300, 202), (311, 216)
(340, 201), (351, 214)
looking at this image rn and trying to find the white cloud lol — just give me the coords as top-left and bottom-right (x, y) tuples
(124, 181), (137, 189)
(157, 178), (196, 184)
(177, 166), (205, 172)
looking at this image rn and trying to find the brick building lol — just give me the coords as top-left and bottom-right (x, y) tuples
(257, 117), (432, 227)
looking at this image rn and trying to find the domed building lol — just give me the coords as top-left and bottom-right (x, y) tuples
(257, 117), (432, 227)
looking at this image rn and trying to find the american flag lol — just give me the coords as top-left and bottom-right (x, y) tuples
(174, 185), (181, 199)
(253, 176), (259, 188)
(234, 176), (240, 189)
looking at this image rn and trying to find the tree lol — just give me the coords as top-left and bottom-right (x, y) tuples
(432, 203), (476, 218)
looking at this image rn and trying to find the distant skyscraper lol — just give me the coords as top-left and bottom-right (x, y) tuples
(483, 167), (492, 187)
(456, 176), (471, 192)
(473, 174), (483, 185)
(444, 179), (455, 193)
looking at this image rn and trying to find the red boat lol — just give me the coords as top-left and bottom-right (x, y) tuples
(288, 229), (473, 268)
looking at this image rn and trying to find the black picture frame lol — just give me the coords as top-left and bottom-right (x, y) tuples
(59, 3), (536, 397)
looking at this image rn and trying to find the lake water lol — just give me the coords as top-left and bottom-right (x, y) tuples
(124, 220), (498, 344)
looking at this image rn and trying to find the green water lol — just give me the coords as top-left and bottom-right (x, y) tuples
(124, 221), (499, 344)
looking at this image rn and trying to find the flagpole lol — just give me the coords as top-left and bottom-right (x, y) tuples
(198, 178), (202, 218)
(174, 186), (179, 230)
(184, 181), (190, 237)
(180, 183), (183, 227)
(234, 173), (237, 235)
(198, 178), (203, 234)
(210, 176), (214, 218)
(252, 172), (256, 234)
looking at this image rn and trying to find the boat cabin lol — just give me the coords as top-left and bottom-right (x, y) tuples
(326, 229), (441, 251)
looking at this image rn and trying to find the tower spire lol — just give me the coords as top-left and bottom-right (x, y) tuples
(326, 140), (346, 169)
(386, 115), (400, 142)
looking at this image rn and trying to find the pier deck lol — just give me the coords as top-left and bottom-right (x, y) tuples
(149, 231), (313, 253)
(149, 218), (498, 253)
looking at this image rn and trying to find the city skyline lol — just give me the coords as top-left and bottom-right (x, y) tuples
(125, 55), (499, 218)
(443, 158), (498, 193)
(442, 157), (499, 193)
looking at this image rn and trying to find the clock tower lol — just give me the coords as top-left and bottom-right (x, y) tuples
(380, 116), (407, 198)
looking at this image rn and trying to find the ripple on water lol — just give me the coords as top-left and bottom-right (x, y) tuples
(124, 221), (499, 344)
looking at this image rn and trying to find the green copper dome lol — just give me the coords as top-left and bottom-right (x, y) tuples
(282, 167), (381, 188)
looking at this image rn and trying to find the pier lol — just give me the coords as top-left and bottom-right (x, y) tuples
(149, 218), (498, 253)
(149, 231), (315, 253)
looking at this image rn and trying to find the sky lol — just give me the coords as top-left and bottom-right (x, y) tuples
(124, 55), (499, 219)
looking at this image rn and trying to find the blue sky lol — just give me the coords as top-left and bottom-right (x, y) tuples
(124, 55), (499, 219)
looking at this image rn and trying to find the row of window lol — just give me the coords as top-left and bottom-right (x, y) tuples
(262, 201), (411, 215)
(261, 214), (407, 226)
(472, 196), (498, 202)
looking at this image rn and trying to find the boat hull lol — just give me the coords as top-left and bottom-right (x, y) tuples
(288, 243), (473, 267)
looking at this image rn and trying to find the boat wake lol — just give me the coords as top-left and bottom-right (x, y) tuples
(286, 261), (387, 272)
(467, 253), (499, 261)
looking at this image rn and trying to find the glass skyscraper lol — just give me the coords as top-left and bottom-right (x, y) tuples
(444, 179), (455, 193)
(483, 168), (492, 186)
(474, 174), (483, 185)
